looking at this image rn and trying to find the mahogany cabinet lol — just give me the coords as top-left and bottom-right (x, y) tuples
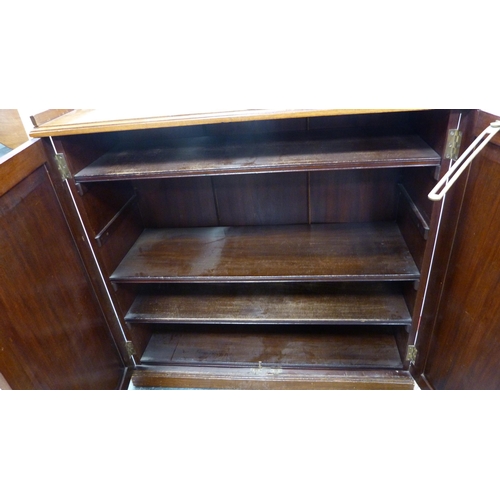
(2, 108), (499, 389)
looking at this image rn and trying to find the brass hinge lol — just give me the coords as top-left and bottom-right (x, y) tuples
(444, 129), (463, 161)
(55, 153), (71, 180)
(406, 345), (418, 364)
(125, 340), (136, 358)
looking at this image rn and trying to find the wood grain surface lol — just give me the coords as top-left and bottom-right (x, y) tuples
(0, 109), (28, 149)
(75, 133), (440, 181)
(140, 326), (404, 369)
(124, 283), (411, 325)
(0, 157), (123, 389)
(418, 138), (500, 389)
(130, 366), (415, 389)
(111, 223), (420, 282)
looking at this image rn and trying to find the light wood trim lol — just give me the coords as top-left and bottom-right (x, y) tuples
(30, 109), (74, 128)
(29, 109), (428, 137)
(0, 109), (28, 149)
(0, 139), (47, 197)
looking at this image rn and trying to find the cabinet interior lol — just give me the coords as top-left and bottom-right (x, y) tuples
(64, 110), (448, 386)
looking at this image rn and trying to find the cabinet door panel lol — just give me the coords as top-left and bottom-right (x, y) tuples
(416, 111), (500, 389)
(0, 141), (123, 389)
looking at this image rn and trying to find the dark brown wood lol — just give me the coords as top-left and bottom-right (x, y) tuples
(400, 167), (437, 226)
(409, 110), (478, 380)
(111, 223), (420, 283)
(414, 122), (500, 389)
(412, 109), (453, 170)
(74, 134), (441, 182)
(135, 169), (401, 229)
(9, 108), (480, 389)
(124, 283), (411, 325)
(0, 149), (123, 389)
(397, 190), (428, 270)
(310, 169), (400, 223)
(473, 110), (500, 148)
(213, 172), (308, 226)
(141, 326), (404, 369)
(130, 366), (415, 390)
(80, 181), (136, 237)
(97, 201), (144, 277)
(135, 177), (219, 227)
(52, 133), (118, 177)
(402, 109), (469, 374)
(206, 117), (307, 138)
(308, 111), (415, 134)
(397, 183), (429, 239)
(49, 137), (151, 363)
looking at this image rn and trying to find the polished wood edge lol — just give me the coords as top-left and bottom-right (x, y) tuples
(30, 109), (74, 128)
(29, 109), (429, 137)
(130, 367), (415, 390)
(0, 139), (46, 197)
(117, 367), (133, 390)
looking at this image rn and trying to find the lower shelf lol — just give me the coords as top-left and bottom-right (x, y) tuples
(130, 324), (414, 389)
(138, 325), (405, 370)
(125, 283), (412, 325)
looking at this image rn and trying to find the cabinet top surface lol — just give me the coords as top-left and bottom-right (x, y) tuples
(29, 109), (429, 137)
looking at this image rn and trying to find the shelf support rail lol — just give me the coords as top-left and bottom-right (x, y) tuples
(428, 120), (500, 201)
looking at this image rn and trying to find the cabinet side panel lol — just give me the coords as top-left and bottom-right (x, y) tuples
(421, 142), (500, 389)
(0, 166), (123, 389)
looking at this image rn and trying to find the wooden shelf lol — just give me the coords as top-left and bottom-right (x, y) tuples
(111, 223), (420, 283)
(124, 283), (412, 325)
(139, 326), (405, 369)
(75, 133), (440, 182)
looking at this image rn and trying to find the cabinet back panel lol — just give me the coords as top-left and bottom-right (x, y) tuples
(135, 177), (218, 228)
(310, 169), (400, 223)
(214, 172), (308, 226)
(133, 169), (402, 228)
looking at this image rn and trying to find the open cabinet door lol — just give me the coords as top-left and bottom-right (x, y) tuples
(0, 139), (124, 389)
(413, 110), (500, 389)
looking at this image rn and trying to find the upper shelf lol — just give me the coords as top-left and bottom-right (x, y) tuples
(75, 133), (440, 182)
